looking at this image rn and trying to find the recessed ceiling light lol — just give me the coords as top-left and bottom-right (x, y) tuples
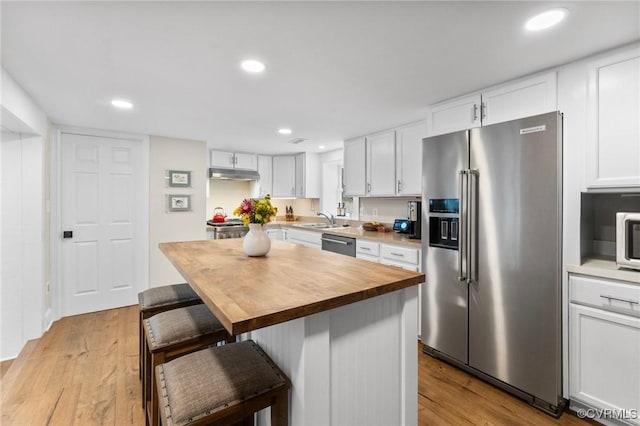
(525, 8), (568, 31)
(278, 128), (292, 135)
(241, 59), (265, 73)
(111, 99), (133, 109)
(318, 145), (326, 150)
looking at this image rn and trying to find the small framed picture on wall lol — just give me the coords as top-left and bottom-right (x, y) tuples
(168, 170), (191, 187)
(168, 195), (191, 212)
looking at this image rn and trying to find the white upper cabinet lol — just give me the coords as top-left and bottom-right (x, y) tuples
(295, 152), (320, 198)
(396, 121), (426, 196)
(272, 153), (319, 198)
(586, 46), (640, 189)
(427, 94), (481, 136)
(367, 130), (396, 196)
(427, 72), (557, 136)
(234, 152), (258, 170)
(344, 122), (425, 197)
(344, 137), (367, 197)
(272, 155), (296, 198)
(256, 155), (272, 197)
(210, 150), (257, 170)
(210, 149), (235, 168)
(481, 72), (557, 126)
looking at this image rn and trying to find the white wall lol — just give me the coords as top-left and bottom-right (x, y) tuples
(1, 68), (49, 360)
(149, 136), (207, 287)
(1, 68), (48, 136)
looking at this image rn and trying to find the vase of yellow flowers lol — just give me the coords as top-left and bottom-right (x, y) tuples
(233, 195), (278, 257)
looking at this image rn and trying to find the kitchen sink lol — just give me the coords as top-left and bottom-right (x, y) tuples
(294, 223), (346, 229)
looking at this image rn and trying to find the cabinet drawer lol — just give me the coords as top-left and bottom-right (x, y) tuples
(570, 274), (640, 317)
(380, 244), (419, 266)
(286, 229), (321, 246)
(357, 240), (379, 257)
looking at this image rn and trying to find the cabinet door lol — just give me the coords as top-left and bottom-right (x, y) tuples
(586, 47), (640, 189)
(210, 149), (235, 169)
(272, 155), (296, 198)
(481, 71), (557, 126)
(343, 138), (367, 196)
(427, 94), (481, 137)
(570, 303), (640, 424)
(396, 122), (426, 196)
(234, 153), (258, 170)
(367, 131), (396, 196)
(257, 155), (272, 197)
(295, 153), (305, 197)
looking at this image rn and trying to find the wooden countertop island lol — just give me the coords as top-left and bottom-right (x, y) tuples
(160, 238), (425, 426)
(159, 239), (424, 335)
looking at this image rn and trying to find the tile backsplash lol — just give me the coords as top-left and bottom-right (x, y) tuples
(206, 179), (252, 220)
(207, 179), (320, 220)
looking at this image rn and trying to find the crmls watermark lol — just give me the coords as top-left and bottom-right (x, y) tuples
(576, 408), (639, 421)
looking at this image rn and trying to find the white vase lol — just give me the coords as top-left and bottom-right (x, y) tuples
(242, 223), (271, 257)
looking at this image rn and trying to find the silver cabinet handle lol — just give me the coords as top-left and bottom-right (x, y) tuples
(321, 238), (350, 245)
(390, 252), (404, 257)
(361, 247), (371, 251)
(471, 104), (478, 122)
(458, 170), (468, 282)
(481, 102), (487, 121)
(600, 295), (640, 305)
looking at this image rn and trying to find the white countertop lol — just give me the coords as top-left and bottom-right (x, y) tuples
(567, 257), (640, 284)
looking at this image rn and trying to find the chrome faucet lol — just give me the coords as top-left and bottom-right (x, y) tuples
(317, 212), (335, 226)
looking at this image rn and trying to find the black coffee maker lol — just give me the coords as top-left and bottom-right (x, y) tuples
(407, 201), (421, 239)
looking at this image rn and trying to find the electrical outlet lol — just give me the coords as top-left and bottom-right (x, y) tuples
(372, 208), (378, 217)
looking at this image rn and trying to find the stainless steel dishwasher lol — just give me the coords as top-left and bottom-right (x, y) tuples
(321, 233), (356, 257)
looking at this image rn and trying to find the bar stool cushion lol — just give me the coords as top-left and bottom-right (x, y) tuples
(156, 340), (288, 426)
(138, 283), (200, 311)
(145, 304), (225, 350)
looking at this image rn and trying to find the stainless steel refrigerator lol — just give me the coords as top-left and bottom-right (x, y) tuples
(421, 111), (564, 415)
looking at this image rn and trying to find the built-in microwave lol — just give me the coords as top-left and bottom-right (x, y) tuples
(616, 212), (640, 271)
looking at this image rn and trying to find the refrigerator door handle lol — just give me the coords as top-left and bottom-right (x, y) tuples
(468, 169), (479, 284)
(458, 170), (468, 281)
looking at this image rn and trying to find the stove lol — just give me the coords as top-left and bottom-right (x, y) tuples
(206, 220), (249, 239)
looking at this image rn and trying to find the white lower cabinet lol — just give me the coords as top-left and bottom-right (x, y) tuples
(266, 228), (283, 241)
(356, 240), (380, 263)
(380, 244), (421, 272)
(569, 274), (640, 425)
(284, 228), (321, 249)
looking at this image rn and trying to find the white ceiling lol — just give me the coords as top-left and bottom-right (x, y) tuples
(2, 1), (639, 154)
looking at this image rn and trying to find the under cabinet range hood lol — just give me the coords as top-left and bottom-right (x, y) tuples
(209, 167), (260, 181)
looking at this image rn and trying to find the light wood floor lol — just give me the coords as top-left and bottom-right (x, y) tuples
(1, 306), (595, 425)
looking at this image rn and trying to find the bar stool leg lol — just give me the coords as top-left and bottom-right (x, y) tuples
(149, 351), (166, 426)
(271, 389), (289, 426)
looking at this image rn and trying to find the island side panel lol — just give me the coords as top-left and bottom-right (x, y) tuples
(252, 287), (418, 426)
(401, 286), (418, 425)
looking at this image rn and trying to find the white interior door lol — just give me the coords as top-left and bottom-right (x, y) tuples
(60, 132), (146, 316)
